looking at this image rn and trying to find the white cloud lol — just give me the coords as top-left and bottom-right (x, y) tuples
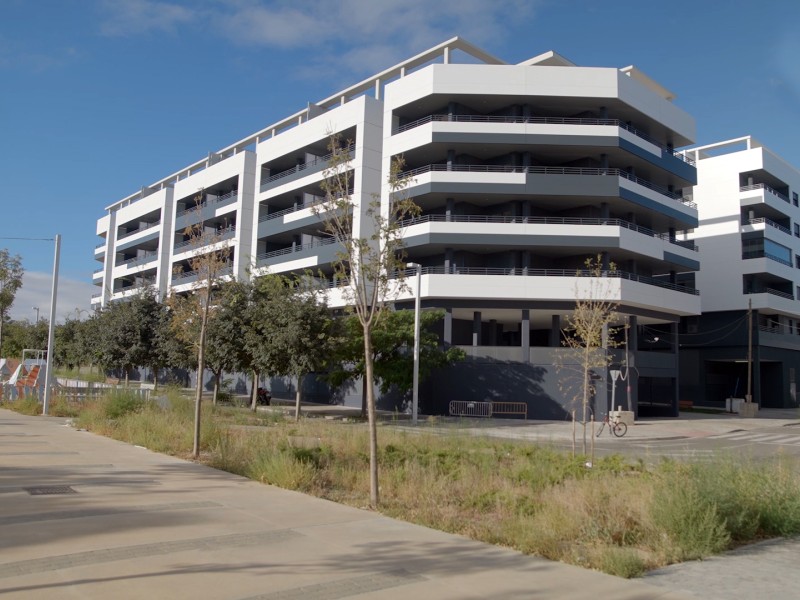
(99, 0), (197, 37)
(8, 272), (96, 323)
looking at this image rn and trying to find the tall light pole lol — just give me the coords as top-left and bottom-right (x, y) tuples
(42, 234), (61, 415)
(33, 306), (39, 324)
(406, 262), (422, 424)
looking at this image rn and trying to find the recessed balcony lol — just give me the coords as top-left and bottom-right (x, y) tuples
(259, 143), (354, 193)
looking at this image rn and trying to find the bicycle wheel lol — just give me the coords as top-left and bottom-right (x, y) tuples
(595, 422), (605, 437)
(612, 421), (627, 437)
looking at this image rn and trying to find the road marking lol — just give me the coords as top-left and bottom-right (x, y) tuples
(711, 432), (800, 445)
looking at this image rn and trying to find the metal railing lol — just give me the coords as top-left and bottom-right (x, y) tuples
(260, 143), (355, 189)
(740, 183), (790, 203)
(95, 241), (106, 249)
(117, 251), (158, 268)
(175, 190), (239, 218)
(256, 236), (342, 262)
(391, 266), (698, 295)
(746, 288), (794, 300)
(171, 265), (233, 283)
(398, 164), (695, 208)
(747, 217), (791, 236)
(117, 220), (161, 240)
(393, 114), (695, 165)
(396, 214), (697, 251)
(173, 226), (236, 252)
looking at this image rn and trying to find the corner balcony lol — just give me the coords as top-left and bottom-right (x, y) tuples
(744, 287), (797, 313)
(385, 266), (700, 316)
(175, 191), (239, 230)
(401, 164), (697, 224)
(392, 114), (695, 170)
(742, 217), (792, 242)
(399, 214), (698, 261)
(117, 220), (161, 241)
(740, 184), (791, 218)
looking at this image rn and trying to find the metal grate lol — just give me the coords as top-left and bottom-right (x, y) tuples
(24, 486), (77, 496)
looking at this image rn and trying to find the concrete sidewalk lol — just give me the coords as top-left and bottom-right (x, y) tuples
(0, 408), (693, 600)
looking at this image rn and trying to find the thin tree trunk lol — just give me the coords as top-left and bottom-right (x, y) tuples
(250, 370), (259, 411)
(193, 287), (211, 459)
(152, 366), (159, 391)
(363, 324), (379, 507)
(0, 311), (4, 357)
(294, 373), (302, 422)
(360, 376), (367, 420)
(125, 367), (130, 388)
(212, 371), (221, 405)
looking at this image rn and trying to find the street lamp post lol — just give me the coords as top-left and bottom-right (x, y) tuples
(33, 306), (39, 324)
(42, 234), (61, 416)
(406, 262), (422, 424)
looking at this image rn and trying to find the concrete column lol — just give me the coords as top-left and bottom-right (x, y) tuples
(600, 153), (609, 171)
(671, 321), (680, 417)
(446, 197), (454, 221)
(447, 149), (455, 171)
(444, 308), (453, 347)
(489, 319), (497, 346)
(472, 312), (482, 346)
(521, 309), (530, 363)
(601, 251), (610, 271)
(599, 106), (608, 119)
(444, 248), (454, 273)
(600, 202), (610, 220)
(522, 200), (531, 224)
(522, 104), (531, 118)
(448, 102), (457, 121)
(550, 314), (561, 347)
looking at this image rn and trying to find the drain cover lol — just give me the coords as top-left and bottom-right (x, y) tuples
(24, 486), (77, 496)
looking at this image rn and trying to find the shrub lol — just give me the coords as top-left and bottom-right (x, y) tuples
(247, 451), (316, 491)
(104, 390), (146, 419)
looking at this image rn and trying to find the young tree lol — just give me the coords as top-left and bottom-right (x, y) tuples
(167, 195), (232, 458)
(205, 280), (251, 405)
(327, 310), (465, 416)
(315, 134), (419, 506)
(560, 255), (623, 455)
(0, 249), (24, 357)
(262, 276), (333, 421)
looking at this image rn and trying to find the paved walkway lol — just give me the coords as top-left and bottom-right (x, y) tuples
(0, 408), (693, 599)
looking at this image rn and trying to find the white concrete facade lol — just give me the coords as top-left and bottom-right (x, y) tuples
(93, 36), (699, 363)
(687, 137), (800, 322)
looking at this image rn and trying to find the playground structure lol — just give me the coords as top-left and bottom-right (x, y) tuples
(0, 349), (48, 401)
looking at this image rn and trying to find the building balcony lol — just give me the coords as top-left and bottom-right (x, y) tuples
(117, 251), (159, 269)
(171, 265), (233, 286)
(259, 143), (355, 194)
(393, 115), (695, 166)
(398, 214), (698, 255)
(742, 250), (793, 268)
(743, 217), (791, 237)
(740, 183), (790, 204)
(175, 190), (238, 219)
(173, 226), (236, 255)
(400, 164), (696, 218)
(256, 237), (342, 269)
(117, 220), (161, 241)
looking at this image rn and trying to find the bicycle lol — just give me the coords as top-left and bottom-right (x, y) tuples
(596, 412), (627, 437)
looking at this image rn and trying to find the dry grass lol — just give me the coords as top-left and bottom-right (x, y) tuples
(10, 392), (800, 578)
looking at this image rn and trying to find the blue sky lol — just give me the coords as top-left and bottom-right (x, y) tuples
(2, 0), (799, 321)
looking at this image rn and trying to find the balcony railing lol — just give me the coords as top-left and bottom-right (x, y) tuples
(389, 266), (699, 295)
(399, 164), (695, 208)
(93, 267), (103, 275)
(393, 114), (696, 166)
(171, 265), (233, 283)
(747, 217), (791, 236)
(117, 220), (161, 241)
(260, 143), (355, 192)
(746, 288), (794, 300)
(742, 250), (793, 267)
(95, 241), (106, 249)
(740, 183), (790, 203)
(175, 190), (239, 218)
(397, 214), (697, 251)
(173, 226), (236, 252)
(91, 292), (102, 300)
(259, 190), (354, 222)
(256, 236), (342, 262)
(117, 251), (158, 268)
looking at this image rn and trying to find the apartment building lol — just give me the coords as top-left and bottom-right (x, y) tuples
(93, 37), (700, 418)
(680, 137), (800, 409)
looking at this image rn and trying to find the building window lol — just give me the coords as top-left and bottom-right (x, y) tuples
(795, 223), (800, 238)
(794, 192), (799, 207)
(796, 255), (800, 268)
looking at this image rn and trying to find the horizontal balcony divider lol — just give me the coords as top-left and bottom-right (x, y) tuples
(393, 114), (695, 166)
(390, 266), (699, 295)
(258, 189), (353, 222)
(117, 220), (161, 241)
(740, 183), (790, 203)
(747, 217), (791, 236)
(260, 143), (355, 192)
(397, 214), (697, 251)
(257, 236), (343, 262)
(173, 226), (236, 252)
(175, 190), (239, 218)
(399, 164), (695, 208)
